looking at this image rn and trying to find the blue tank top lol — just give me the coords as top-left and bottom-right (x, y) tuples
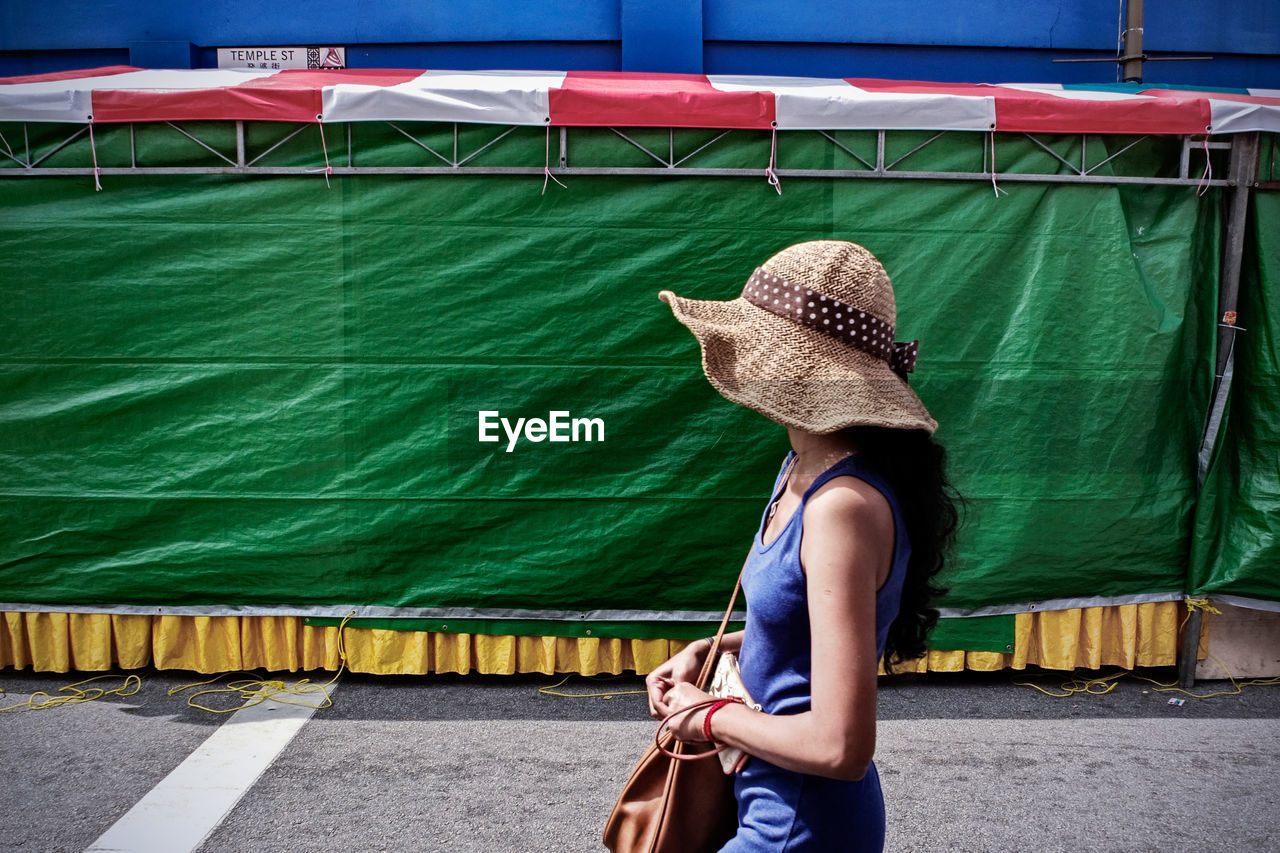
(739, 450), (909, 714)
(723, 450), (909, 853)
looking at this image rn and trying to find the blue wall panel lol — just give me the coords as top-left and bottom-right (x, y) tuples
(704, 0), (1113, 49)
(129, 41), (198, 70)
(703, 43), (1119, 85)
(0, 49), (130, 77)
(0, 1), (621, 49)
(704, 44), (1280, 89)
(621, 0), (702, 72)
(1147, 4), (1280, 54)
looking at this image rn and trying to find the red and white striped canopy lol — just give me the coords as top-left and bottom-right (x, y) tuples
(2, 66), (1278, 134)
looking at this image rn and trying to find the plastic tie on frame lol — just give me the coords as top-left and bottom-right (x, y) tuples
(304, 121), (334, 188)
(542, 123), (566, 195)
(765, 125), (782, 195)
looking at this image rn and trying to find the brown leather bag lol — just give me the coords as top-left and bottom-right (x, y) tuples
(602, 571), (745, 853)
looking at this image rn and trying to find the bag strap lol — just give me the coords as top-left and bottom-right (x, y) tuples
(657, 549), (750, 761)
(694, 553), (749, 690)
(691, 451), (794, 688)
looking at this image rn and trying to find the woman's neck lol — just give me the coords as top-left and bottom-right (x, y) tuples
(786, 428), (860, 477)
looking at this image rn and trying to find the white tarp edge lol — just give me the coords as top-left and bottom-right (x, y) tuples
(1209, 98), (1280, 134)
(322, 70), (566, 125)
(708, 75), (995, 130)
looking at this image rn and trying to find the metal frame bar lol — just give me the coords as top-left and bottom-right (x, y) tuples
(817, 130), (875, 171)
(455, 126), (518, 168)
(386, 121), (454, 165)
(0, 121), (1250, 187)
(673, 129), (733, 168)
(1083, 135), (1146, 177)
(1, 165), (1240, 186)
(3, 164), (1239, 184)
(884, 130), (949, 172)
(1180, 136), (1233, 181)
(162, 121), (237, 167)
(608, 127), (670, 167)
(244, 123), (310, 167)
(1019, 132), (1084, 176)
(24, 125), (90, 169)
(2, 166), (1236, 184)
(0, 133), (25, 167)
(384, 121), (521, 168)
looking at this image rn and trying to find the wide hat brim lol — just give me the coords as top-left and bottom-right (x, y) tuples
(659, 290), (938, 434)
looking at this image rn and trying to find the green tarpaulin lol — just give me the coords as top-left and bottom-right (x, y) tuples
(1, 126), (1273, 639)
(1192, 192), (1280, 607)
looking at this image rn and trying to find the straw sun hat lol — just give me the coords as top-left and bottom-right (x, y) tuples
(659, 240), (937, 434)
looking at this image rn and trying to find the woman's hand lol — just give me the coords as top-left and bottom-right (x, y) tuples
(645, 638), (710, 719)
(660, 681), (716, 743)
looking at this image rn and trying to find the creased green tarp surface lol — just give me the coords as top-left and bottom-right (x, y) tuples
(1191, 192), (1280, 603)
(0, 131), (1227, 632)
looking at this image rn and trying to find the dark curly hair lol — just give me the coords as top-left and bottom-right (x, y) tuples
(837, 425), (963, 670)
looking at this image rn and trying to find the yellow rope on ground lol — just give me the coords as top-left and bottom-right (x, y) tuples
(538, 674), (648, 699)
(0, 674), (142, 712)
(168, 611), (354, 713)
(1127, 650), (1280, 699)
(1016, 655), (1280, 700)
(1013, 671), (1128, 697)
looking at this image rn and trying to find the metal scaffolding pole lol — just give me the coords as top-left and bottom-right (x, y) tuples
(1182, 131), (1261, 688)
(1121, 0), (1145, 83)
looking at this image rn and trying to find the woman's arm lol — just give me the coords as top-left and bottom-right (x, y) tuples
(663, 477), (892, 781)
(647, 630), (744, 718)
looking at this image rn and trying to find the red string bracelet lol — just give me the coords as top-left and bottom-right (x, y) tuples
(702, 697), (743, 742)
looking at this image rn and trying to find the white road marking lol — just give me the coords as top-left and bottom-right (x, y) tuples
(85, 685), (327, 853)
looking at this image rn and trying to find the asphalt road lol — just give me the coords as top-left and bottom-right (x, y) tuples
(2, 667), (1278, 852)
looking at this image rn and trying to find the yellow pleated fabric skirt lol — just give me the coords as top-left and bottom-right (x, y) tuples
(0, 602), (1186, 675)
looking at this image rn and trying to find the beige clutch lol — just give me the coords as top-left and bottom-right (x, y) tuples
(706, 652), (762, 774)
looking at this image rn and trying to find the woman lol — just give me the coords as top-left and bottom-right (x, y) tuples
(646, 240), (960, 852)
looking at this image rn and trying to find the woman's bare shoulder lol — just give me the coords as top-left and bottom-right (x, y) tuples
(804, 475), (893, 536)
(800, 475), (896, 587)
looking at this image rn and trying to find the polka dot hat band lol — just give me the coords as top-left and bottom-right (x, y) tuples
(741, 267), (920, 379)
